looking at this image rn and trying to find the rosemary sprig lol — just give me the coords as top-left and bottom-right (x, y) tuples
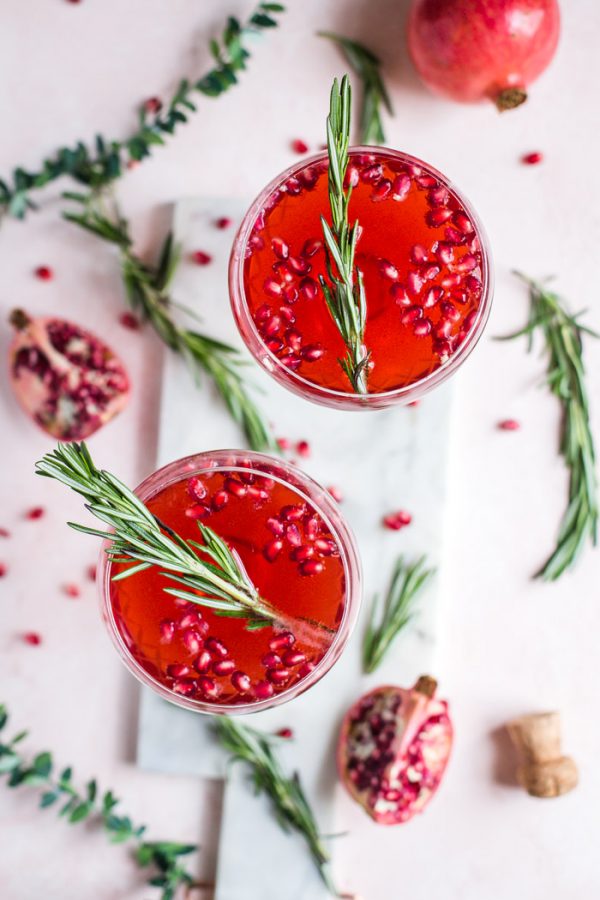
(318, 33), (392, 144)
(320, 76), (370, 393)
(363, 555), (435, 673)
(35, 442), (280, 629)
(498, 273), (598, 580)
(0, 3), (285, 219)
(214, 717), (338, 896)
(64, 192), (277, 453)
(0, 705), (198, 900)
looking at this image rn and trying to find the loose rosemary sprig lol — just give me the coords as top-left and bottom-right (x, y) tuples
(214, 717), (339, 896)
(64, 192), (278, 453)
(35, 442), (280, 629)
(318, 33), (393, 144)
(498, 273), (598, 580)
(320, 76), (370, 393)
(0, 705), (198, 900)
(0, 3), (285, 219)
(363, 555), (435, 673)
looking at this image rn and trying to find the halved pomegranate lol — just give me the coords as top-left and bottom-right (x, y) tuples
(337, 675), (453, 824)
(9, 309), (130, 440)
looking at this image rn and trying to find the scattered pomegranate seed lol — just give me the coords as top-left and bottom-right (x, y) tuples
(23, 632), (42, 646)
(34, 266), (53, 281)
(276, 437), (291, 451)
(215, 217), (232, 229)
(64, 583), (80, 598)
(291, 139), (309, 154)
(126, 159), (140, 170)
(192, 251), (212, 266)
(521, 151), (543, 165)
(296, 440), (310, 458)
(498, 418), (521, 431)
(383, 510), (412, 530)
(0, 528), (10, 538)
(0, 563), (7, 577)
(269, 632), (295, 652)
(87, 564), (97, 582)
(231, 671), (251, 693)
(119, 312), (140, 331)
(254, 681), (275, 700)
(25, 507), (45, 520)
(144, 97), (162, 114)
(408, 400), (420, 408)
(327, 485), (344, 503)
(276, 727), (293, 739)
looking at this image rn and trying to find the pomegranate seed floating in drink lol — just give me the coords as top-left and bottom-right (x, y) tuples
(230, 147), (492, 409)
(100, 450), (361, 712)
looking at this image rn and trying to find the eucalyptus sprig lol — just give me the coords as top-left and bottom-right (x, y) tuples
(498, 273), (598, 580)
(35, 442), (281, 629)
(214, 717), (339, 896)
(0, 705), (198, 900)
(363, 555), (435, 673)
(0, 3), (285, 219)
(320, 76), (370, 393)
(64, 192), (277, 453)
(319, 33), (392, 144)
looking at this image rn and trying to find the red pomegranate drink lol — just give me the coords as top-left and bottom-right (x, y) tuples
(230, 147), (492, 408)
(100, 451), (361, 713)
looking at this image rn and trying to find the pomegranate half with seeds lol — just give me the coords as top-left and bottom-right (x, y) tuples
(338, 675), (453, 824)
(9, 309), (130, 440)
(408, 0), (560, 111)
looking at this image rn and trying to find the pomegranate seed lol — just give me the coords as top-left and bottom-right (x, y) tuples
(444, 226), (465, 245)
(464, 310), (478, 331)
(0, 563), (7, 577)
(179, 611), (202, 629)
(427, 186), (449, 206)
(23, 632), (42, 645)
(434, 319), (453, 339)
(433, 338), (453, 361)
(198, 676), (221, 699)
(263, 315), (282, 338)
(187, 477), (207, 501)
(262, 652), (282, 668)
(299, 166), (318, 189)
(327, 485), (343, 502)
(383, 510), (412, 530)
(391, 284), (410, 307)
(269, 632), (295, 652)
(167, 663), (191, 678)
(64, 583), (80, 598)
(298, 662), (316, 678)
(391, 174), (411, 201)
(212, 490), (229, 511)
(144, 96), (162, 114)
(454, 254), (477, 274)
(182, 629), (203, 654)
(291, 138), (309, 154)
(288, 256), (311, 276)
(441, 273), (461, 289)
(361, 163), (383, 184)
(192, 251), (212, 266)
(267, 667), (290, 685)
(194, 650), (212, 674)
(304, 516), (320, 540)
(264, 539), (284, 562)
(378, 259), (399, 281)
(255, 304), (272, 323)
(266, 516), (285, 535)
(264, 277), (283, 298)
(300, 277), (318, 301)
(344, 165), (360, 188)
(440, 301), (460, 322)
(413, 318), (432, 337)
(86, 565), (96, 581)
(453, 212), (473, 234)
(215, 217), (232, 229)
(254, 681), (275, 700)
(0, 528), (10, 538)
(423, 286), (443, 308)
(247, 485), (269, 502)
(279, 306), (296, 325)
(185, 503), (211, 520)
(465, 274), (482, 293)
(498, 418), (521, 431)
(292, 545), (315, 562)
(410, 244), (428, 265)
(522, 151), (543, 165)
(282, 285), (299, 304)
(224, 478), (247, 498)
(285, 524), (302, 548)
(159, 620), (175, 643)
(34, 266), (53, 281)
(172, 679), (196, 696)
(435, 242), (454, 265)
(299, 559), (324, 576)
(25, 507), (45, 520)
(281, 505), (306, 522)
(119, 311), (140, 331)
(302, 238), (323, 257)
(416, 174), (437, 188)
(426, 208), (453, 227)
(296, 440), (310, 458)
(372, 179), (392, 202)
(280, 352), (301, 371)
(282, 650), (306, 667)
(302, 343), (325, 362)
(422, 264), (441, 281)
(406, 272), (423, 296)
(276, 727), (294, 739)
(231, 671), (251, 693)
(206, 637), (228, 659)
(285, 329), (303, 352)
(400, 305), (423, 325)
(468, 235), (481, 253)
(271, 237), (289, 259)
(213, 659), (236, 676)
(273, 260), (293, 283)
(314, 538), (337, 556)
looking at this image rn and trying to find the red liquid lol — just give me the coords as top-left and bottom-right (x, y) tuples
(109, 465), (345, 707)
(242, 150), (485, 394)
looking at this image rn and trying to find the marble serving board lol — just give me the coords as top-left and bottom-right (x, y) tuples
(136, 198), (453, 899)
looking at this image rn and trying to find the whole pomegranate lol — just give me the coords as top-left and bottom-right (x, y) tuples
(9, 309), (130, 441)
(337, 675), (452, 824)
(407, 0), (560, 110)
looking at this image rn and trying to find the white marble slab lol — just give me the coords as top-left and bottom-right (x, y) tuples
(136, 197), (453, 899)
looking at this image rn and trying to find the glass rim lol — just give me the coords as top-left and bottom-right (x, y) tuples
(98, 449), (362, 716)
(229, 145), (494, 407)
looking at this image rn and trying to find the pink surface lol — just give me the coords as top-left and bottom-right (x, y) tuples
(1, 1), (600, 898)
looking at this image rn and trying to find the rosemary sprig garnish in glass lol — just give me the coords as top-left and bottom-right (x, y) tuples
(363, 555), (435, 673)
(0, 704), (200, 900)
(320, 75), (370, 394)
(498, 272), (598, 580)
(318, 34), (393, 144)
(63, 192), (278, 453)
(214, 717), (339, 896)
(0, 2), (285, 219)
